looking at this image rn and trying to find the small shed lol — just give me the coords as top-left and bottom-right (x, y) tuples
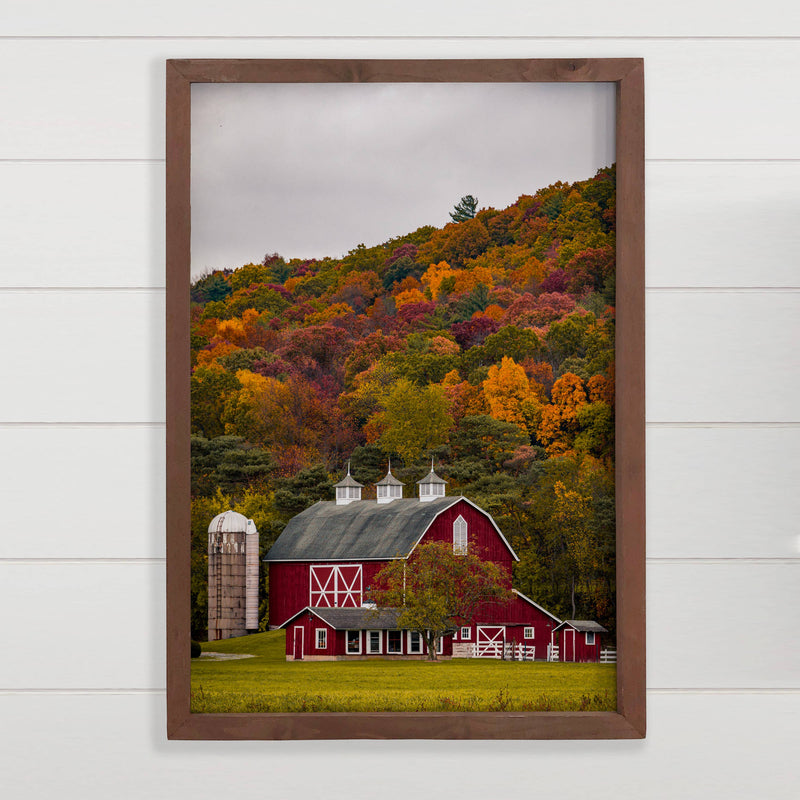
(552, 620), (608, 663)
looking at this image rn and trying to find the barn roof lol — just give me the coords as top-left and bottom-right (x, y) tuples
(303, 607), (403, 630)
(264, 496), (518, 561)
(553, 620), (608, 633)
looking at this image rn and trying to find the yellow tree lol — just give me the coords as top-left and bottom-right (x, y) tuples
(372, 379), (454, 463)
(538, 372), (588, 456)
(420, 261), (457, 300)
(482, 356), (542, 432)
(553, 480), (596, 619)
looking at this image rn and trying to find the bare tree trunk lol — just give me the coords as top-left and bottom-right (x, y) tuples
(571, 575), (576, 619)
(425, 632), (438, 661)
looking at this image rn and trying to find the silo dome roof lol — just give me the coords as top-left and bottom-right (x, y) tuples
(208, 510), (250, 534)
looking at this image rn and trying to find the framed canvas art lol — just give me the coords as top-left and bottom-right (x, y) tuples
(166, 58), (645, 739)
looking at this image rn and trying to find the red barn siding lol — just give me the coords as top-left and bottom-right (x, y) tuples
(557, 627), (603, 662)
(452, 594), (559, 659)
(418, 500), (514, 579)
(269, 560), (392, 627)
(557, 628), (602, 662)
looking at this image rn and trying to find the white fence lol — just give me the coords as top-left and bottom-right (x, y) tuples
(468, 642), (615, 662)
(546, 645), (616, 663)
(600, 648), (617, 663)
(503, 643), (536, 661)
(472, 642), (536, 660)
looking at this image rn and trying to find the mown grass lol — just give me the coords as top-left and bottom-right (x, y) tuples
(191, 631), (616, 713)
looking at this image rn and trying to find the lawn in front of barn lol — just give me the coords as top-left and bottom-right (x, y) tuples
(190, 631), (616, 713)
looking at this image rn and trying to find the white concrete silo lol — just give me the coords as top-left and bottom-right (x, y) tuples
(207, 510), (260, 640)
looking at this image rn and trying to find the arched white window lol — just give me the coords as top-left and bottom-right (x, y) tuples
(453, 515), (468, 555)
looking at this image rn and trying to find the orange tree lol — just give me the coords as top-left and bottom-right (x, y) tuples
(370, 540), (512, 660)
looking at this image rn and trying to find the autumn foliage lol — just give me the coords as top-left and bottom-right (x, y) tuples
(190, 165), (618, 639)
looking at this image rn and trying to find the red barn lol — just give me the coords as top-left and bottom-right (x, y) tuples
(264, 464), (564, 661)
(552, 620), (608, 663)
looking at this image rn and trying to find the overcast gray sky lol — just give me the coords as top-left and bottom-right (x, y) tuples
(191, 82), (615, 279)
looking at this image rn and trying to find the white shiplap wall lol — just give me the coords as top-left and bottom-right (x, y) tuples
(2, 3), (799, 797)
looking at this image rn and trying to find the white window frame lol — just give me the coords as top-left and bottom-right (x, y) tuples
(453, 514), (468, 555)
(366, 630), (382, 655)
(524, 627), (535, 640)
(407, 630), (423, 654)
(387, 629), (403, 654)
(461, 626), (471, 640)
(585, 631), (595, 646)
(345, 630), (362, 655)
(315, 628), (327, 650)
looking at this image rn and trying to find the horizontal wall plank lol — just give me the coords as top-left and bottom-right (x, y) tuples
(647, 162), (800, 288)
(0, 162), (165, 288)
(1, 0), (799, 37)
(0, 563), (164, 689)
(647, 562), (800, 689)
(1, 562), (797, 689)
(7, 160), (800, 289)
(0, 426), (165, 559)
(0, 291), (164, 423)
(647, 291), (800, 422)
(0, 40), (799, 160)
(1, 692), (798, 797)
(648, 427), (800, 558)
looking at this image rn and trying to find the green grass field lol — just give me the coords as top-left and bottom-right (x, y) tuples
(190, 631), (616, 713)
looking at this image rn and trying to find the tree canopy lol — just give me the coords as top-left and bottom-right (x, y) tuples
(369, 541), (513, 660)
(188, 164), (618, 640)
(449, 194), (479, 223)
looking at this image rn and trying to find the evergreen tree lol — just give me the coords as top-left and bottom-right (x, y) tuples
(449, 194), (478, 222)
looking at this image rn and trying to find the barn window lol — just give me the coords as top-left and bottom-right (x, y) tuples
(461, 627), (471, 640)
(585, 632), (595, 645)
(387, 630), (402, 653)
(453, 515), (468, 554)
(407, 631), (423, 654)
(315, 628), (327, 649)
(367, 630), (382, 654)
(524, 627), (535, 640)
(346, 630), (361, 654)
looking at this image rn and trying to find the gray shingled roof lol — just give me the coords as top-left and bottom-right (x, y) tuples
(333, 473), (363, 488)
(375, 471), (404, 486)
(554, 620), (608, 633)
(416, 468), (447, 485)
(265, 497), (458, 561)
(306, 607), (402, 630)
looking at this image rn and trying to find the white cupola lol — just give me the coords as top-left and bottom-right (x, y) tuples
(375, 460), (404, 504)
(416, 459), (447, 502)
(333, 461), (364, 505)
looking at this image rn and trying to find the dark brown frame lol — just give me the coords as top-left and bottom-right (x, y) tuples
(166, 58), (645, 740)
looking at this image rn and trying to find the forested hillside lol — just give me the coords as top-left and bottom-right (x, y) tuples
(190, 165), (617, 640)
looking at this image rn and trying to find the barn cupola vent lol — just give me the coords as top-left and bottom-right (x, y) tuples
(416, 459), (447, 502)
(375, 460), (404, 504)
(333, 461), (364, 505)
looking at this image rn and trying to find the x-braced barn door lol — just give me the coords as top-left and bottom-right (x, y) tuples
(476, 625), (505, 658)
(293, 626), (304, 660)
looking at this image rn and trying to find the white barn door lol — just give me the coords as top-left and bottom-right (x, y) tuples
(476, 625), (505, 658)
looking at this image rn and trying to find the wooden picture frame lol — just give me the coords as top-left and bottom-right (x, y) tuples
(166, 58), (644, 740)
